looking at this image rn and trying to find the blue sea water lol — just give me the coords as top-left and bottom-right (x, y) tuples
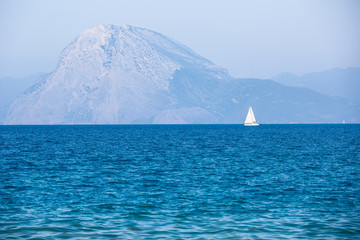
(0, 124), (359, 239)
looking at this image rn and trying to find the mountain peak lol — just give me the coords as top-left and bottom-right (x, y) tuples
(78, 24), (142, 41)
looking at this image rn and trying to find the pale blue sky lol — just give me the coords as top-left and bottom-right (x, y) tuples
(0, 0), (359, 79)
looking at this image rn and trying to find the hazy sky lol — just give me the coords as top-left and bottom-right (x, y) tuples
(0, 0), (359, 79)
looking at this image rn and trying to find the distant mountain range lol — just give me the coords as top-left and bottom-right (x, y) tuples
(272, 68), (360, 104)
(2, 25), (360, 124)
(0, 72), (45, 123)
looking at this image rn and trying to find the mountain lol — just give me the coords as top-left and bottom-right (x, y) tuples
(0, 73), (44, 123)
(5, 25), (230, 124)
(4, 25), (360, 124)
(272, 68), (360, 104)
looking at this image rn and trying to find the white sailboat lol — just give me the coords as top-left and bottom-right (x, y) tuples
(244, 106), (259, 126)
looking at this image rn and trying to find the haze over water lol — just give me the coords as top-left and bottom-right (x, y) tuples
(1, 124), (359, 239)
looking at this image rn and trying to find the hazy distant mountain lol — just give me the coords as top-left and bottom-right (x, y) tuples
(272, 68), (360, 104)
(4, 25), (360, 124)
(213, 78), (359, 123)
(0, 73), (44, 123)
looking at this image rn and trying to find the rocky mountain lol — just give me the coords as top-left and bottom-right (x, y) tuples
(4, 25), (360, 124)
(272, 68), (360, 104)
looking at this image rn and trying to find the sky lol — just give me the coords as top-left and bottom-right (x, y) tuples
(0, 0), (359, 79)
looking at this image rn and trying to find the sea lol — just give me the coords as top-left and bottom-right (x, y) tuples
(0, 124), (359, 239)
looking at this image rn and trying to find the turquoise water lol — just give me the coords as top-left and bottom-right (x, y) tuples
(0, 124), (359, 239)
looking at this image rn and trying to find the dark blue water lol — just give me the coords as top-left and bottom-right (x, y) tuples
(0, 125), (359, 239)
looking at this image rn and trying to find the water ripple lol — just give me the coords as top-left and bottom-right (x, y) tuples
(0, 124), (359, 239)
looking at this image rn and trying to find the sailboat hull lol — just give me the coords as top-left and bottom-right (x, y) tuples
(244, 122), (259, 126)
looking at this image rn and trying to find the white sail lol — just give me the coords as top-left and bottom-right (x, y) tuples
(244, 106), (259, 126)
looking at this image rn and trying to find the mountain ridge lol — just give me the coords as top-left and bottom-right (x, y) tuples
(272, 67), (360, 104)
(4, 25), (360, 124)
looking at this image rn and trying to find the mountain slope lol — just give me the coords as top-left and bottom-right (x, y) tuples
(0, 73), (45, 123)
(4, 25), (360, 124)
(272, 68), (360, 104)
